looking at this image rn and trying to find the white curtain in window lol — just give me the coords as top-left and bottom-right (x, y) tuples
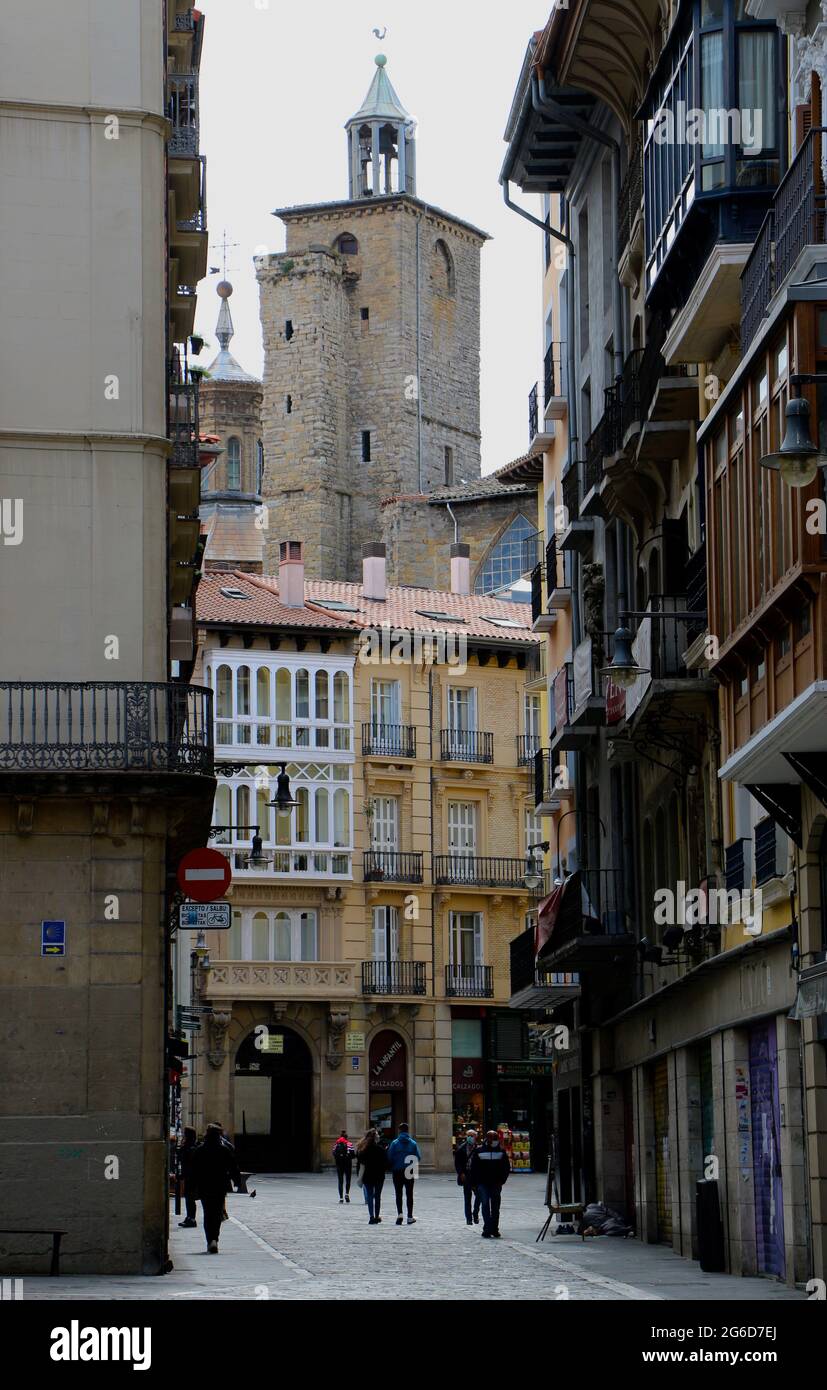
(738, 31), (775, 153)
(701, 32), (725, 158)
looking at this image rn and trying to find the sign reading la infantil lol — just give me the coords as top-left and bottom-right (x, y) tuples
(369, 1030), (406, 1089)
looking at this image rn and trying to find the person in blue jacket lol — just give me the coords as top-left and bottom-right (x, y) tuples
(386, 1122), (421, 1225)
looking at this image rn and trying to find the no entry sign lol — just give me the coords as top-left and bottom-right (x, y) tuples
(177, 848), (232, 903)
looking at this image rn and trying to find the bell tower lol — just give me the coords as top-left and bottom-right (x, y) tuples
(345, 54), (417, 199)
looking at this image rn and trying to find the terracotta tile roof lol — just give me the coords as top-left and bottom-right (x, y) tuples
(197, 571), (542, 644)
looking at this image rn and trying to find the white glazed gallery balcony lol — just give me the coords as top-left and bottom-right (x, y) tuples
(206, 654), (355, 758)
(213, 762), (354, 881)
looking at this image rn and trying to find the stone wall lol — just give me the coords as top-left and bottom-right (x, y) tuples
(256, 197), (485, 581)
(381, 493), (537, 591)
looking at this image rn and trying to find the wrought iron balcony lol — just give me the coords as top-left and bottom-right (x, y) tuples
(530, 564), (544, 626)
(433, 856), (529, 888)
(618, 133), (643, 259)
(725, 839), (748, 893)
(544, 341), (562, 406)
(362, 961), (426, 996)
(550, 663), (575, 734)
(362, 722), (416, 758)
(561, 468), (579, 527)
(168, 72), (199, 158)
(174, 7), (196, 30)
(529, 382), (539, 444)
(176, 155), (207, 233)
(445, 963), (494, 998)
(517, 734), (541, 767)
(364, 851), (423, 884)
(440, 729), (493, 764)
(0, 682), (213, 775)
(755, 818), (779, 886)
(545, 536), (569, 598)
(535, 868), (633, 973)
(524, 642), (546, 688)
(521, 529), (543, 577)
(168, 377), (200, 468)
(742, 128), (827, 351)
(684, 544), (708, 647)
(534, 748), (565, 810)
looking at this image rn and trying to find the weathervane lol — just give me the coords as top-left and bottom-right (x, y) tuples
(209, 228), (239, 279)
(372, 26), (387, 40)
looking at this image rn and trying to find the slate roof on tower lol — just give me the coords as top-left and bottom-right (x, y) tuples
(347, 54), (412, 125)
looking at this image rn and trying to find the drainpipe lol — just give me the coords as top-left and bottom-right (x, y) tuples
(416, 214), (424, 494)
(533, 71), (625, 383)
(500, 172), (579, 464)
(445, 501), (459, 543)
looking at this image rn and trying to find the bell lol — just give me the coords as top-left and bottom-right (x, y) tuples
(601, 626), (648, 690)
(760, 397), (824, 489)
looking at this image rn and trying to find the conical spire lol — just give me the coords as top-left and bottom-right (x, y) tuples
(206, 280), (258, 384)
(347, 54), (411, 125)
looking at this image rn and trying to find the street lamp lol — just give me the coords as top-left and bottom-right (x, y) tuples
(524, 840), (551, 892)
(601, 608), (707, 690)
(759, 376), (827, 489)
(268, 762), (299, 815)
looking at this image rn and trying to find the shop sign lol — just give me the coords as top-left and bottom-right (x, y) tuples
(369, 1029), (406, 1090)
(452, 1058), (484, 1091)
(493, 1061), (555, 1079)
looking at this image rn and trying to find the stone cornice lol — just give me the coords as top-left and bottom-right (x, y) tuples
(0, 99), (168, 134)
(0, 429), (170, 452)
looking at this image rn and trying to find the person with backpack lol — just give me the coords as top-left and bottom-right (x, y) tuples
(189, 1123), (239, 1254)
(356, 1128), (388, 1225)
(454, 1127), (481, 1226)
(332, 1129), (355, 1203)
(386, 1122), (421, 1225)
(468, 1129), (511, 1239)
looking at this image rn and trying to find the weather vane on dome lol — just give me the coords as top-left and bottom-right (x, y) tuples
(209, 229), (239, 281)
(372, 26), (387, 40)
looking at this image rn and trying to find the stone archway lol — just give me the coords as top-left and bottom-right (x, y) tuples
(233, 1024), (313, 1172)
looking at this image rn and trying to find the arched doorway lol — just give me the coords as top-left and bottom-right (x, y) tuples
(368, 1029), (408, 1142)
(233, 1026), (312, 1172)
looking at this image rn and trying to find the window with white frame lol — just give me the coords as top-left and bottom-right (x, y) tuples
(370, 796), (399, 852)
(227, 437), (241, 490)
(448, 801), (477, 860)
(524, 692), (541, 743)
(213, 762), (353, 878)
(371, 905), (400, 963)
(447, 685), (478, 759)
(228, 908), (318, 961)
(449, 911), (483, 969)
(206, 656), (353, 753)
(370, 678), (401, 731)
(525, 806), (544, 854)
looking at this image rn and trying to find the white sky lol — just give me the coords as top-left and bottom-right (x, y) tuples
(192, 0), (547, 475)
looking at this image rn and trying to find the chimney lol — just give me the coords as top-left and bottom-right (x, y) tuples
(279, 539), (305, 608)
(450, 542), (471, 596)
(362, 542), (387, 601)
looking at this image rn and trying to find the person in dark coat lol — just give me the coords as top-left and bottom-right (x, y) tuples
(177, 1126), (199, 1228)
(190, 1123), (239, 1253)
(356, 1128), (388, 1225)
(468, 1130), (511, 1238)
(332, 1130), (355, 1203)
(454, 1128), (481, 1226)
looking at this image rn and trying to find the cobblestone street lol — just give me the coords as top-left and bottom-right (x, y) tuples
(21, 1176), (805, 1302)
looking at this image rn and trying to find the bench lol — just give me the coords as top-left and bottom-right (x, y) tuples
(0, 1229), (67, 1275)
(536, 1204), (585, 1243)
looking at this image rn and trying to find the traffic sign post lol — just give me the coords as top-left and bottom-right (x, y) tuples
(177, 848), (232, 903)
(179, 901), (231, 931)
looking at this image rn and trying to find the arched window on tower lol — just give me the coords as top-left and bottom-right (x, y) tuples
(474, 514), (535, 599)
(432, 239), (455, 296)
(227, 436), (241, 491)
(336, 233), (359, 255)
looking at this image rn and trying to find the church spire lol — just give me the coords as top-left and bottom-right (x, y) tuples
(345, 55), (416, 200)
(207, 279), (258, 384)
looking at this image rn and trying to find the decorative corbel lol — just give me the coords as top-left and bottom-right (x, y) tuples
(15, 798), (34, 836)
(326, 1007), (350, 1069)
(207, 1010), (232, 1069)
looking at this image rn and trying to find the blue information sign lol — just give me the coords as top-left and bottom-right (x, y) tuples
(41, 920), (66, 956)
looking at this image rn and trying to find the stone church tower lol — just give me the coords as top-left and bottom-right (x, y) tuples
(256, 55), (488, 581)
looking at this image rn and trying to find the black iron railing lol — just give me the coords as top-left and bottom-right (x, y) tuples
(440, 729), (494, 763)
(168, 72), (199, 158)
(445, 964), (494, 998)
(620, 348), (644, 439)
(517, 734), (541, 767)
(174, 7), (196, 30)
(534, 748), (566, 807)
(585, 389), (622, 496)
(724, 839), (748, 893)
(548, 868), (631, 952)
(530, 564), (544, 625)
(562, 468), (579, 526)
(0, 682), (213, 774)
(524, 642), (546, 686)
(529, 382), (539, 443)
(168, 378), (200, 468)
(434, 856), (530, 888)
(510, 927), (581, 997)
(362, 961), (426, 996)
(362, 723), (416, 758)
(684, 544), (708, 645)
(741, 129), (826, 350)
(546, 536), (569, 594)
(544, 342), (564, 405)
(637, 596), (695, 679)
(521, 530), (544, 576)
(618, 133), (644, 258)
(364, 851), (423, 883)
(754, 819), (778, 886)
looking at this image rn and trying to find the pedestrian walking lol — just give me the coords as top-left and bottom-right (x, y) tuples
(454, 1127), (481, 1226)
(356, 1127), (388, 1225)
(468, 1129), (510, 1239)
(177, 1126), (199, 1228)
(190, 1123), (239, 1254)
(333, 1129), (355, 1203)
(387, 1122), (421, 1225)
